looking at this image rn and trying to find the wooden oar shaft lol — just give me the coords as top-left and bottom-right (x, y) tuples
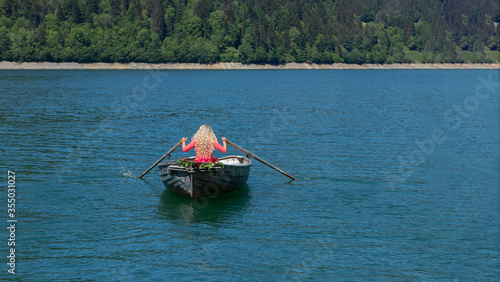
(139, 140), (182, 179)
(227, 140), (296, 180)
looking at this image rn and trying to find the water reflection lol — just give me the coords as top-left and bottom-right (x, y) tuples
(157, 185), (251, 225)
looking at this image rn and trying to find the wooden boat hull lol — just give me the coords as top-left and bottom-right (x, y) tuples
(158, 155), (251, 199)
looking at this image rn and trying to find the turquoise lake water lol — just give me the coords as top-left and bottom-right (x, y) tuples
(1, 69), (499, 280)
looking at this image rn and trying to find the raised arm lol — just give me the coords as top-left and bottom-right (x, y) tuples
(182, 137), (195, 152)
(214, 137), (227, 153)
(221, 137), (227, 152)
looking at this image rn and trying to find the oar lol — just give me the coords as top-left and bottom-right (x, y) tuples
(139, 140), (182, 179)
(227, 140), (296, 180)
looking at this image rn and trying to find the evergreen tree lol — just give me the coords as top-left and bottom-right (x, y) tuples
(110, 0), (120, 19)
(135, 0), (141, 17)
(86, 0), (99, 24)
(150, 0), (164, 39)
(70, 0), (81, 24)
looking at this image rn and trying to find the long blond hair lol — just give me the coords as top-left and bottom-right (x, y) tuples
(192, 124), (218, 157)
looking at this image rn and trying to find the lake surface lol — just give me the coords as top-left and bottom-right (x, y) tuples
(1, 69), (499, 280)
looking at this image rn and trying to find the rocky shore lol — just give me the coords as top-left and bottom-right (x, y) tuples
(0, 61), (499, 70)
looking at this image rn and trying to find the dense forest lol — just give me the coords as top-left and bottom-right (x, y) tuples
(0, 0), (498, 64)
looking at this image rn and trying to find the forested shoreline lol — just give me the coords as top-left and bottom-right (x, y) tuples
(0, 0), (499, 64)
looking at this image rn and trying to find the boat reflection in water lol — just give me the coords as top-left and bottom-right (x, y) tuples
(157, 185), (251, 224)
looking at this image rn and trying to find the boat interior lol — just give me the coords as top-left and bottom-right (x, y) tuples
(169, 155), (251, 166)
(218, 155), (251, 165)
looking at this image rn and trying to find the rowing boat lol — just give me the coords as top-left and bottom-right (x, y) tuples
(158, 155), (251, 199)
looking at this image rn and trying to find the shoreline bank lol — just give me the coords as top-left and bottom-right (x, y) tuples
(0, 61), (499, 70)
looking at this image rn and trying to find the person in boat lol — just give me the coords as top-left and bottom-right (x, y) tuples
(181, 124), (227, 163)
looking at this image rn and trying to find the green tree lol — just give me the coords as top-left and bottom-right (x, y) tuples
(187, 15), (202, 37)
(150, 0), (164, 39)
(110, 0), (120, 19)
(0, 26), (9, 59)
(472, 38), (485, 53)
(238, 27), (255, 63)
(70, 0), (81, 24)
(255, 46), (267, 63)
(86, 0), (98, 24)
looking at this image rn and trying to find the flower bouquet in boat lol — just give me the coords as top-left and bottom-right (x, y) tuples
(176, 157), (224, 171)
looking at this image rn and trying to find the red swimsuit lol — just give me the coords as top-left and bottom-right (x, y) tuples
(182, 139), (226, 162)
